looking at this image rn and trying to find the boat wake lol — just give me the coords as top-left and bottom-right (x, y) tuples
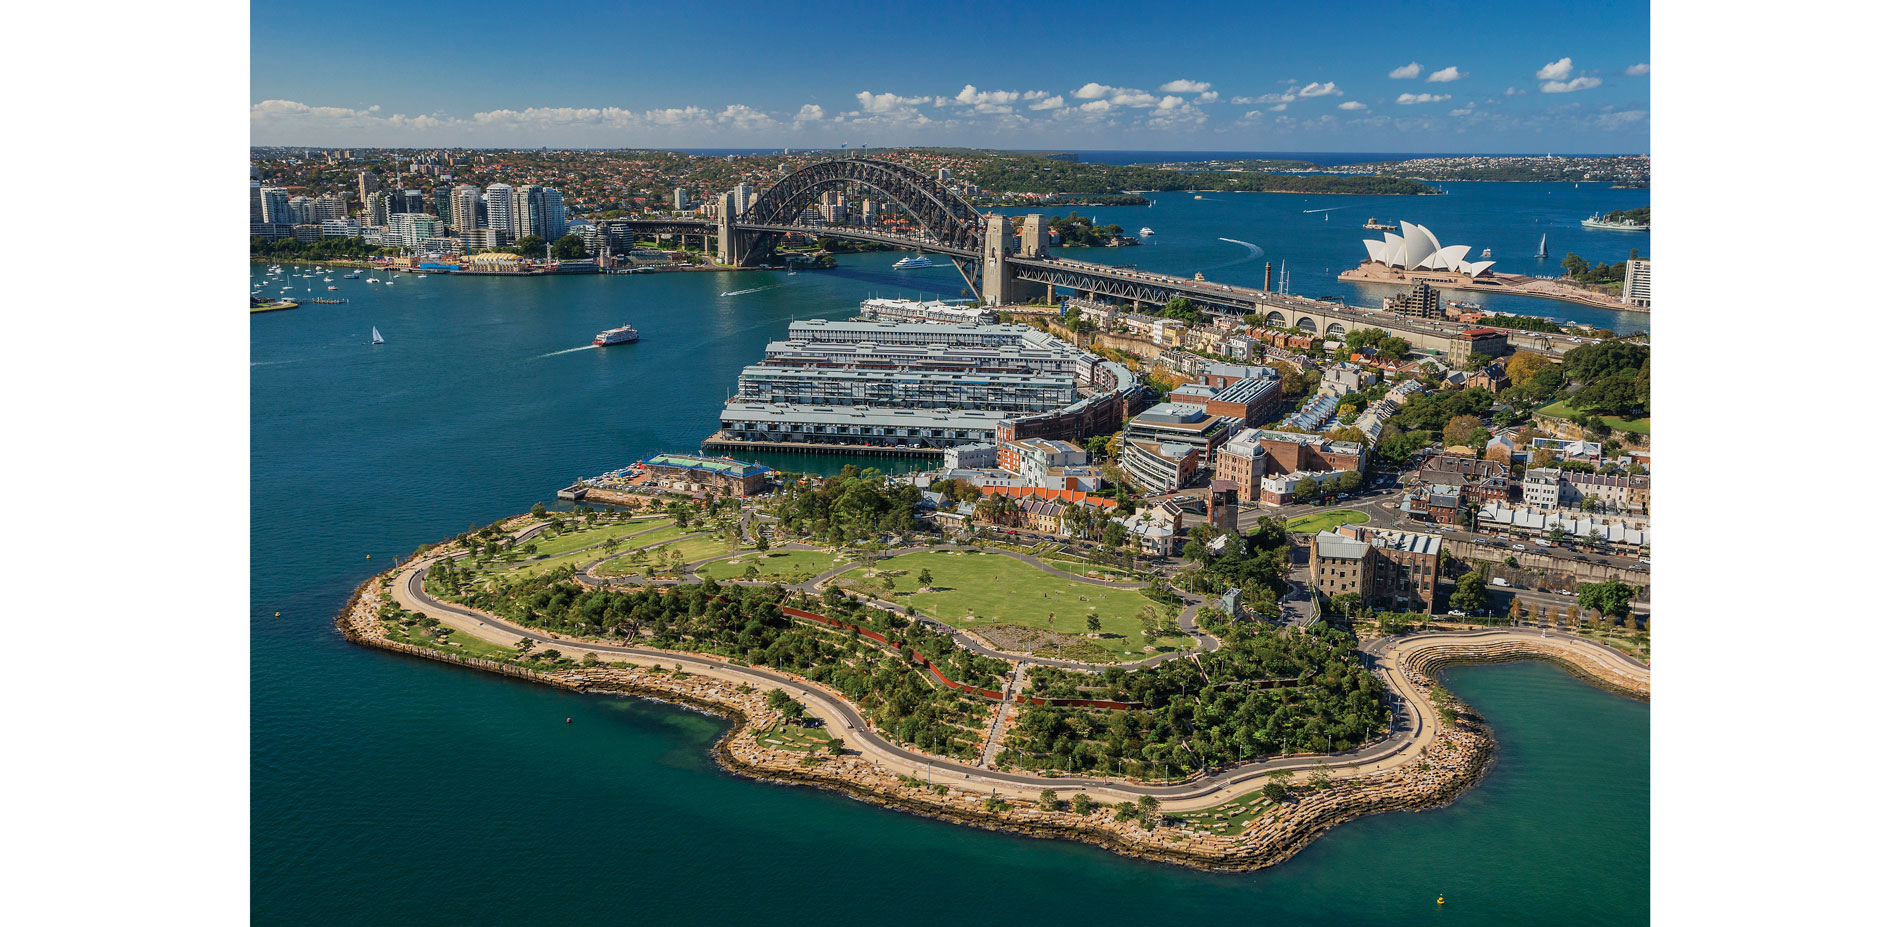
(536, 345), (597, 358)
(1203, 237), (1265, 271)
(721, 285), (775, 297)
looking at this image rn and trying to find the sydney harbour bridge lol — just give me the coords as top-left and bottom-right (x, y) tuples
(591, 157), (1272, 314)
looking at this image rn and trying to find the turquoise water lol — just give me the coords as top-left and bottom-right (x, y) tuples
(252, 190), (1649, 924)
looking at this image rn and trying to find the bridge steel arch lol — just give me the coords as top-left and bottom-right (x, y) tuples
(733, 159), (987, 280)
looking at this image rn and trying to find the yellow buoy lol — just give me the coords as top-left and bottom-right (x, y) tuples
(274, 612), (280, 617)
(1437, 896), (1445, 905)
(366, 554), (372, 559)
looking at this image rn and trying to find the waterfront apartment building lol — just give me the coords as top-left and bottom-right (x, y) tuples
(364, 191), (389, 229)
(734, 364), (1073, 413)
(858, 297), (997, 326)
(312, 195), (348, 222)
(673, 187), (689, 211)
(1310, 524), (1442, 612)
(259, 186), (292, 225)
(715, 319), (1137, 453)
(450, 184), (482, 232)
(1623, 258), (1652, 308)
(482, 183), (515, 240)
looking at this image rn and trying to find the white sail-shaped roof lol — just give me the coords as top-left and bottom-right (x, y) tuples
(1361, 222), (1495, 276)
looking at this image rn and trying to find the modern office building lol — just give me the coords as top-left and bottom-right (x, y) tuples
(250, 181), (264, 223)
(356, 171), (380, 204)
(1118, 403), (1240, 493)
(673, 187), (689, 211)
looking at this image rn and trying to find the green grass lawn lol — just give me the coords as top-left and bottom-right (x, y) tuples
(652, 535), (747, 565)
(697, 548), (855, 583)
(388, 624), (520, 661)
(840, 550), (1159, 656)
(591, 524), (709, 575)
(523, 517), (669, 558)
(1171, 789), (1278, 836)
(754, 723), (836, 753)
(1284, 510), (1371, 534)
(1539, 400), (1651, 435)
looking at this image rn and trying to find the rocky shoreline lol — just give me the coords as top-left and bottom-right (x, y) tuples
(334, 559), (1641, 872)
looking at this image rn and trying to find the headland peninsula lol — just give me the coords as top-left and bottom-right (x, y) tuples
(337, 470), (1648, 871)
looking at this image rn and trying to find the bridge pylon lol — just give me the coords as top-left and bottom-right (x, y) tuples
(979, 214), (1032, 306)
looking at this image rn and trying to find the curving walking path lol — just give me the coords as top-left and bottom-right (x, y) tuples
(387, 549), (1648, 811)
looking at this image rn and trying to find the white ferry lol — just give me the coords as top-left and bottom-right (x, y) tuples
(892, 255), (935, 269)
(594, 325), (639, 346)
(1139, 227), (1155, 237)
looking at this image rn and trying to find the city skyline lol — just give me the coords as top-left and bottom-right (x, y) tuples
(251, 0), (1650, 152)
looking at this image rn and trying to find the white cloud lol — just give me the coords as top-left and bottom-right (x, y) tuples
(1197, 90), (1220, 102)
(715, 104), (776, 130)
(1626, 63), (1650, 76)
(1268, 102), (1288, 112)
(1337, 100), (1368, 110)
(793, 104), (824, 123)
(1027, 95), (1065, 111)
(1536, 57), (1575, 80)
(1078, 99), (1113, 113)
(1158, 79), (1212, 93)
(1069, 83), (1161, 107)
(1541, 76), (1602, 93)
(1230, 91), (1296, 105)
(643, 106), (712, 126)
(953, 85), (1022, 106)
(1595, 108), (1648, 129)
(1426, 65), (1464, 83)
(1504, 87), (1524, 96)
(854, 91), (931, 114)
(1449, 106), (1474, 117)
(1388, 61), (1421, 79)
(1298, 81), (1343, 98)
(1396, 92), (1451, 104)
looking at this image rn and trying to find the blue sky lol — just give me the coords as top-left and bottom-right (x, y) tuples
(250, 0), (1650, 152)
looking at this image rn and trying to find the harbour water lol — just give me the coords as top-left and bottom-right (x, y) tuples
(1001, 180), (1651, 333)
(252, 181), (1649, 924)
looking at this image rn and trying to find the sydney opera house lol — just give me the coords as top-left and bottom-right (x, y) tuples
(1341, 221), (1502, 288)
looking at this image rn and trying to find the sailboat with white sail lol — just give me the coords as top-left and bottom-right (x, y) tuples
(370, 327), (384, 345)
(1536, 234), (1549, 259)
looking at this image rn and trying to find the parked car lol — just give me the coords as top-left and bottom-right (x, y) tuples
(1512, 544), (1527, 551)
(1491, 578), (1510, 587)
